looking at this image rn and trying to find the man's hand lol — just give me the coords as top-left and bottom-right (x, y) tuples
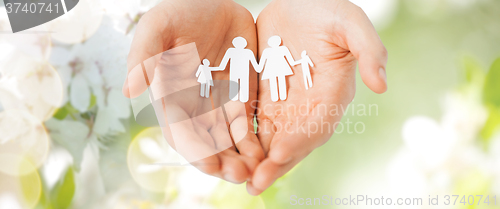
(248, 0), (388, 195)
(123, 0), (264, 184)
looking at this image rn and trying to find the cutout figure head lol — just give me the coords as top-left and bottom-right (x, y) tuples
(301, 50), (307, 57)
(268, 36), (282, 48)
(202, 59), (210, 66)
(232, 37), (247, 49)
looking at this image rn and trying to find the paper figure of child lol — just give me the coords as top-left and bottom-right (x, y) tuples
(293, 50), (315, 90)
(196, 59), (223, 98)
(219, 37), (260, 103)
(258, 36), (295, 102)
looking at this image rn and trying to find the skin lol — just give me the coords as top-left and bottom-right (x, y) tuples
(123, 0), (388, 194)
(247, 0), (388, 195)
(122, 0), (264, 184)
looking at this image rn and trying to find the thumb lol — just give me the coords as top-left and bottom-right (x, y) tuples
(123, 13), (167, 98)
(342, 3), (388, 94)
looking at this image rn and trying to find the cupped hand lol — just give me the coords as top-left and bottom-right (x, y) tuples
(122, 0), (264, 184)
(247, 0), (388, 195)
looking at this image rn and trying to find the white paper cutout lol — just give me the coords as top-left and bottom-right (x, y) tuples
(194, 36), (313, 102)
(196, 59), (223, 98)
(258, 36), (295, 102)
(219, 37), (260, 103)
(128, 44), (248, 165)
(293, 50), (315, 90)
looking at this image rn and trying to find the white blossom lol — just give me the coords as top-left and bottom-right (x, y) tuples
(49, 16), (132, 136)
(387, 89), (492, 197)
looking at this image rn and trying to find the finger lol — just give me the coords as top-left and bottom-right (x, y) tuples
(190, 154), (222, 177)
(171, 128), (221, 174)
(220, 145), (260, 181)
(168, 110), (250, 182)
(246, 181), (264, 196)
(123, 9), (171, 98)
(222, 100), (265, 161)
(267, 133), (315, 165)
(256, 118), (275, 155)
(342, 2), (388, 94)
(215, 97), (264, 179)
(250, 159), (280, 191)
(267, 113), (332, 165)
(238, 154), (260, 178)
(164, 111), (223, 171)
(231, 117), (265, 161)
(177, 119), (221, 176)
(234, 131), (265, 161)
(251, 158), (300, 192)
(209, 117), (237, 153)
(218, 150), (252, 184)
(192, 145), (255, 184)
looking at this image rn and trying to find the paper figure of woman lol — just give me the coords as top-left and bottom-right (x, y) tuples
(258, 36), (296, 102)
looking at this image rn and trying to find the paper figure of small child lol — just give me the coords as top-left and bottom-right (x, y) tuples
(196, 59), (223, 98)
(293, 50), (315, 90)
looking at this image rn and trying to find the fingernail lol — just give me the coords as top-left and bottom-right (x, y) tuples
(379, 67), (387, 83)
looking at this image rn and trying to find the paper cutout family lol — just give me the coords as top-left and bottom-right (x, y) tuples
(195, 36), (314, 103)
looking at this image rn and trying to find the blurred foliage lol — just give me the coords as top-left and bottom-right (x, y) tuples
(53, 103), (80, 120)
(51, 167), (75, 209)
(46, 120), (89, 171)
(481, 58), (500, 144)
(210, 182), (265, 209)
(53, 93), (97, 121)
(260, 163), (301, 208)
(454, 170), (493, 209)
(463, 56), (485, 85)
(483, 58), (500, 108)
(481, 107), (500, 143)
(20, 161), (42, 209)
(36, 167), (75, 209)
(461, 56), (500, 146)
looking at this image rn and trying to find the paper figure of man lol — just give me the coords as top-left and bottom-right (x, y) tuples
(196, 59), (223, 98)
(219, 37), (260, 103)
(294, 50), (315, 90)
